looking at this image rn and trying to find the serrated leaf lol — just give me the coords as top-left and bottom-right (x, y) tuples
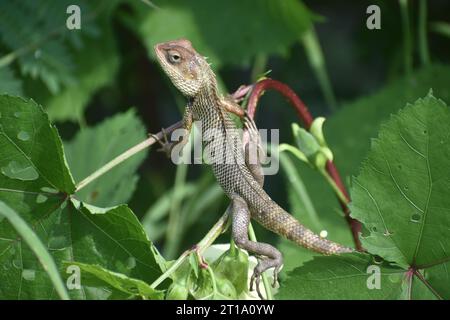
(0, 96), (162, 299)
(350, 93), (450, 269)
(64, 110), (147, 207)
(64, 262), (164, 300)
(0, 201), (69, 300)
(279, 65), (450, 272)
(0, 200), (163, 299)
(42, 2), (120, 122)
(0, 95), (75, 194)
(0, 1), (103, 95)
(277, 253), (406, 299)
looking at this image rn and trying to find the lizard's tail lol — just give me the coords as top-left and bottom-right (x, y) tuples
(254, 206), (354, 255)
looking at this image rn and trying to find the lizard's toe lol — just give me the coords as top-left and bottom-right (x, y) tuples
(250, 269), (264, 299)
(272, 265), (281, 288)
(150, 129), (174, 158)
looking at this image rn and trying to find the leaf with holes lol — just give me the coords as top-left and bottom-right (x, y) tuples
(279, 65), (450, 273)
(349, 92), (450, 299)
(351, 93), (450, 268)
(0, 95), (163, 299)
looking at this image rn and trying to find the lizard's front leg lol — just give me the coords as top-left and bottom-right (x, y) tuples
(231, 195), (282, 299)
(152, 103), (194, 157)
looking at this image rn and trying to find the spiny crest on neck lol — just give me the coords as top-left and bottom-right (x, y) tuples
(154, 39), (217, 98)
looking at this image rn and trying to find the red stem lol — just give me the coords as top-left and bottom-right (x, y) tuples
(246, 78), (363, 251)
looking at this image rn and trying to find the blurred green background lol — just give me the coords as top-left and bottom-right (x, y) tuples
(0, 0), (449, 272)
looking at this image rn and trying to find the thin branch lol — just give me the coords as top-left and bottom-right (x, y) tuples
(75, 121), (182, 192)
(246, 78), (363, 251)
(150, 210), (230, 289)
(247, 79), (313, 126)
(74, 82), (254, 192)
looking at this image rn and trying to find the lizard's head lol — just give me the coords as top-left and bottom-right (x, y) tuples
(154, 39), (208, 97)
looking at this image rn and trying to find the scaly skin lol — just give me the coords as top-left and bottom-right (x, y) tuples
(154, 39), (353, 298)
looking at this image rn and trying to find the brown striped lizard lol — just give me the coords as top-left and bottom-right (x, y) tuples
(154, 39), (353, 299)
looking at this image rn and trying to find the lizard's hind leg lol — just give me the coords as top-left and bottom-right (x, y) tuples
(231, 195), (282, 299)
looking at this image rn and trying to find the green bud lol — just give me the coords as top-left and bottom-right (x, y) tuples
(291, 123), (321, 161)
(166, 283), (189, 300)
(212, 245), (249, 295)
(309, 117), (327, 147)
(216, 277), (237, 299)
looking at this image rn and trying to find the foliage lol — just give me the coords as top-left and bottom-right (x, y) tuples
(0, 0), (449, 301)
(0, 96), (161, 299)
(278, 93), (450, 299)
(64, 110), (147, 207)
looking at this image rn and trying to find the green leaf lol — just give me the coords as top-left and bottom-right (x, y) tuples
(64, 110), (147, 207)
(41, 3), (120, 122)
(0, 200), (163, 299)
(0, 96), (162, 299)
(0, 95), (75, 195)
(292, 123), (321, 162)
(350, 93), (450, 269)
(277, 253), (406, 299)
(64, 262), (164, 300)
(211, 243), (249, 296)
(421, 261), (450, 299)
(279, 65), (450, 272)
(0, 201), (69, 300)
(122, 0), (314, 68)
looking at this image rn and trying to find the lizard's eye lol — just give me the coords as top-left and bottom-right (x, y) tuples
(168, 50), (182, 64)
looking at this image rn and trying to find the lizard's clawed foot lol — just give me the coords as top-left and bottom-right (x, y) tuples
(149, 128), (174, 158)
(249, 256), (282, 300)
(250, 269), (263, 299)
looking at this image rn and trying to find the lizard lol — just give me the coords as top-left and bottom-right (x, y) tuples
(154, 39), (354, 298)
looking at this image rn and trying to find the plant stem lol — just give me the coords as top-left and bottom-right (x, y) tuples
(164, 162), (189, 259)
(250, 53), (268, 82)
(248, 223), (273, 300)
(320, 168), (349, 205)
(301, 27), (338, 111)
(278, 152), (321, 230)
(246, 78), (363, 251)
(418, 0), (430, 66)
(399, 0), (413, 76)
(75, 121), (182, 192)
(150, 210), (230, 289)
